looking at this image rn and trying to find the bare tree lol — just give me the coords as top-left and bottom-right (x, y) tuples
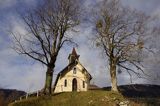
(12, 0), (81, 94)
(93, 0), (155, 92)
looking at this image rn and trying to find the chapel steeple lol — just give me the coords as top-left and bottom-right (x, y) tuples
(68, 48), (80, 64)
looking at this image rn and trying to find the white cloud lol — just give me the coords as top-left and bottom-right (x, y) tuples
(0, 11), (46, 92)
(0, 47), (46, 92)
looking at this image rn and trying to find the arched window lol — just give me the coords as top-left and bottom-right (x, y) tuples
(83, 81), (85, 88)
(64, 79), (67, 87)
(73, 67), (76, 74)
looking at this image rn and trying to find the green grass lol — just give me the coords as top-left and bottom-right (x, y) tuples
(9, 90), (160, 106)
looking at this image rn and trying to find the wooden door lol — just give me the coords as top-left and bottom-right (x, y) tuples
(72, 78), (77, 91)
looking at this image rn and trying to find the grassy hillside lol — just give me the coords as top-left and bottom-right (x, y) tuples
(9, 90), (160, 106)
(9, 84), (160, 106)
(9, 90), (125, 106)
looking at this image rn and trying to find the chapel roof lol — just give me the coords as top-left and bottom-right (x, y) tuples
(72, 47), (78, 56)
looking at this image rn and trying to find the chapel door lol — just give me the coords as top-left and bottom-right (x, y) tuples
(72, 78), (77, 91)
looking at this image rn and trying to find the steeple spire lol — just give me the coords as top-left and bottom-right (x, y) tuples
(71, 47), (78, 57)
(68, 48), (80, 64)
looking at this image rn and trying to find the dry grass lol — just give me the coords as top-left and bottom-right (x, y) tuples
(9, 90), (160, 106)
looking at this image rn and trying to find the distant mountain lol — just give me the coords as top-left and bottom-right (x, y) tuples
(0, 89), (26, 106)
(102, 84), (160, 98)
(88, 84), (101, 90)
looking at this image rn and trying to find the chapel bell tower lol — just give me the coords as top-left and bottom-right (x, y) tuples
(68, 48), (80, 64)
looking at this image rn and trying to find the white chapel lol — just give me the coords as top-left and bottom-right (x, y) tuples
(53, 48), (92, 93)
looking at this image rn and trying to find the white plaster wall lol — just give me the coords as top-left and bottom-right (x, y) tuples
(54, 63), (90, 93)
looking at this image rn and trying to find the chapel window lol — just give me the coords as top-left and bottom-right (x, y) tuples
(64, 79), (67, 87)
(83, 81), (85, 88)
(73, 67), (76, 74)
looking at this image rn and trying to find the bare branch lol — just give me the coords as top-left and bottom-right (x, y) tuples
(118, 63), (140, 77)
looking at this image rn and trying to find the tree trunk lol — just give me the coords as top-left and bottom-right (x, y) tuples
(43, 67), (53, 95)
(110, 63), (119, 92)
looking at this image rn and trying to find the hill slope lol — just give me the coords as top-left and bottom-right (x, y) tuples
(9, 84), (160, 106)
(10, 90), (125, 106)
(0, 89), (26, 106)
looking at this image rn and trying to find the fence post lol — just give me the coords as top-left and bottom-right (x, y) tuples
(61, 85), (63, 92)
(26, 93), (28, 99)
(37, 91), (39, 97)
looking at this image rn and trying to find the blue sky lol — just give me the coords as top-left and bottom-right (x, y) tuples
(0, 0), (160, 92)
